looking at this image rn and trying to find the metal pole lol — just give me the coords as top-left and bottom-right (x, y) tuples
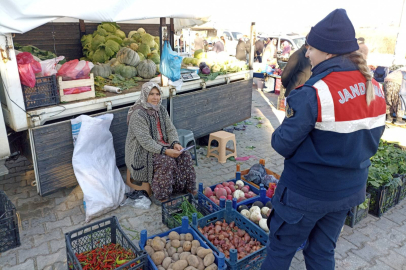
(249, 22), (256, 70)
(170, 18), (175, 49)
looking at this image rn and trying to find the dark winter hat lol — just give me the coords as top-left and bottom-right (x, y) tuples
(307, 9), (359, 54)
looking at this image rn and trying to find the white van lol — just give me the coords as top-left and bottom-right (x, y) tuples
(221, 30), (244, 56)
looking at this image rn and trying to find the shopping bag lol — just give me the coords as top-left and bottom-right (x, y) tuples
(160, 40), (183, 82)
(57, 60), (94, 81)
(38, 56), (65, 77)
(71, 114), (126, 223)
(16, 52), (42, 87)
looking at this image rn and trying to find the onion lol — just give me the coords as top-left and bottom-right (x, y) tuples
(215, 225), (222, 234)
(214, 238), (220, 245)
(249, 240), (255, 246)
(230, 245), (235, 250)
(237, 247), (245, 253)
(203, 226), (209, 232)
(198, 228), (204, 233)
(233, 238), (239, 246)
(244, 234), (250, 242)
(221, 232), (229, 238)
(245, 246), (251, 253)
(208, 235), (215, 240)
(219, 234), (225, 240)
(208, 229), (214, 235)
(204, 233), (208, 239)
(229, 221), (235, 228)
(215, 221), (222, 225)
(237, 229), (245, 237)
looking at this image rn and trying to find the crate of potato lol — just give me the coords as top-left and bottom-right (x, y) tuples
(139, 217), (226, 270)
(192, 201), (268, 270)
(197, 172), (262, 214)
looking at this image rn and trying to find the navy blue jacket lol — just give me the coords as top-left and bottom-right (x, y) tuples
(272, 56), (386, 201)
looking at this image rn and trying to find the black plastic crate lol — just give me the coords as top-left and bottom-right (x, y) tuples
(65, 216), (147, 270)
(367, 185), (398, 217)
(0, 191), (21, 253)
(22, 75), (59, 110)
(345, 193), (371, 228)
(162, 193), (211, 229)
(397, 175), (406, 202)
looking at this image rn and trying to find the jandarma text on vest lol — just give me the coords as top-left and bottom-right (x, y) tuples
(338, 83), (384, 104)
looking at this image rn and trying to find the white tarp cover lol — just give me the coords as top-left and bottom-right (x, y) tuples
(0, 0), (211, 34)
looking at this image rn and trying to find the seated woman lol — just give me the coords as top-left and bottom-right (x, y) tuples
(125, 82), (196, 204)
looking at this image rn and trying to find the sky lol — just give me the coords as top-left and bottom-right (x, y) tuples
(206, 0), (405, 34)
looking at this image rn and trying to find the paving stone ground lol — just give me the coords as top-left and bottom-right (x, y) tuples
(1, 88), (406, 270)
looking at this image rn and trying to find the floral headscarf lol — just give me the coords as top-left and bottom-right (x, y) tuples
(127, 82), (163, 124)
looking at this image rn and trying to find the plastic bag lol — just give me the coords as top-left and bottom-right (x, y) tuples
(57, 60), (94, 81)
(120, 190), (151, 210)
(63, 86), (92, 95)
(71, 114), (126, 223)
(38, 56), (65, 77)
(160, 41), (183, 82)
(16, 52), (42, 87)
(244, 163), (267, 185)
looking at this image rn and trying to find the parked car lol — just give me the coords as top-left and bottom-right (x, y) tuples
(221, 30), (244, 56)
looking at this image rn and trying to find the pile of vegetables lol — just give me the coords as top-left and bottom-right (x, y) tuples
(144, 231), (218, 270)
(73, 243), (140, 270)
(172, 200), (204, 225)
(82, 23), (161, 78)
(203, 180), (257, 206)
(237, 201), (273, 233)
(14, 43), (64, 62)
(182, 51), (248, 74)
(197, 220), (263, 260)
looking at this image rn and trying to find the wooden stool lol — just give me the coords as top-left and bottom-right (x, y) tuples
(126, 169), (152, 196)
(206, 131), (237, 163)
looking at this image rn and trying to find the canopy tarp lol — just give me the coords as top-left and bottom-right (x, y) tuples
(0, 0), (211, 34)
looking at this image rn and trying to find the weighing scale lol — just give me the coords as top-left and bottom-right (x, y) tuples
(180, 68), (201, 82)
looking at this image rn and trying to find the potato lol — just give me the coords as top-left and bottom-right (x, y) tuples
(183, 241), (192, 252)
(172, 240), (181, 248)
(168, 263), (174, 270)
(172, 253), (180, 261)
(152, 237), (165, 251)
(180, 252), (191, 260)
(180, 240), (185, 247)
(172, 260), (188, 270)
(191, 247), (197, 255)
(197, 249), (212, 259)
(168, 247), (177, 257)
(166, 241), (172, 250)
(152, 251), (165, 265)
(204, 264), (217, 270)
(185, 233), (193, 241)
(196, 256), (205, 270)
(146, 239), (153, 246)
(162, 236), (169, 241)
(196, 247), (204, 254)
(163, 257), (172, 269)
(144, 246), (155, 256)
(161, 238), (167, 245)
(185, 267), (198, 270)
(177, 247), (184, 253)
(180, 234), (186, 241)
(158, 266), (166, 270)
(203, 254), (215, 267)
(187, 255), (200, 268)
(191, 240), (200, 248)
(164, 250), (169, 258)
(169, 231), (180, 241)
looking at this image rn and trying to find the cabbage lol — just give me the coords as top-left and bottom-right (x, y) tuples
(141, 34), (155, 48)
(129, 43), (139, 51)
(138, 44), (151, 57)
(100, 22), (119, 33)
(132, 33), (142, 42)
(194, 49), (205, 59)
(115, 29), (126, 39)
(93, 46), (109, 63)
(91, 35), (106, 51)
(148, 53), (160, 64)
(138, 52), (145, 61)
(156, 64), (160, 73)
(151, 41), (159, 50)
(183, 57), (194, 65)
(191, 58), (199, 66)
(105, 40), (120, 53)
(137, 28), (146, 34)
(81, 34), (93, 47)
(128, 31), (137, 39)
(154, 36), (160, 45)
(93, 28), (108, 37)
(122, 38), (137, 47)
(105, 34), (123, 45)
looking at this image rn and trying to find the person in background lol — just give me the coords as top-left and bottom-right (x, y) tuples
(236, 38), (249, 61)
(220, 36), (226, 51)
(255, 38), (265, 63)
(357, 37), (369, 60)
(281, 41), (292, 57)
(281, 38), (311, 97)
(244, 35), (251, 63)
(125, 82), (197, 205)
(384, 66), (406, 125)
(262, 9), (386, 270)
(263, 38), (278, 65)
(213, 36), (224, 53)
(179, 35), (184, 52)
(194, 33), (204, 51)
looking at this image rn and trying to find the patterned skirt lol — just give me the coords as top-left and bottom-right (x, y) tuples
(151, 152), (196, 200)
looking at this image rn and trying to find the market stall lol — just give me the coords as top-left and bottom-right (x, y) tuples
(0, 6), (255, 195)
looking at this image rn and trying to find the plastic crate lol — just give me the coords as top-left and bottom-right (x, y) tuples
(65, 216), (148, 270)
(22, 75), (59, 110)
(139, 217), (226, 270)
(367, 185), (398, 217)
(198, 172), (262, 214)
(231, 189), (306, 252)
(0, 191), (21, 253)
(192, 201), (268, 270)
(162, 194), (211, 229)
(237, 160), (280, 190)
(397, 175), (406, 202)
(345, 193), (371, 228)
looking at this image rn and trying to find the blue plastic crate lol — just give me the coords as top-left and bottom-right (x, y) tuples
(192, 201), (268, 270)
(198, 172), (263, 214)
(139, 217), (226, 270)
